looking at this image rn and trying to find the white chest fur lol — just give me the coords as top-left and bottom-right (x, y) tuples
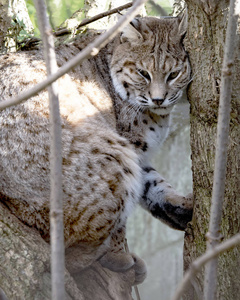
(142, 113), (171, 162)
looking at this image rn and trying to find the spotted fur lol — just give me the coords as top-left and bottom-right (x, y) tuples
(0, 15), (192, 285)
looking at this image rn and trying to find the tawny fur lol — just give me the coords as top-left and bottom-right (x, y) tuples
(0, 16), (192, 284)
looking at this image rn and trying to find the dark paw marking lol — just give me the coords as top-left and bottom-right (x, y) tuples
(162, 202), (193, 230)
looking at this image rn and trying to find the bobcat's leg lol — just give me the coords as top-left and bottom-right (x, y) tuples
(98, 225), (147, 285)
(140, 167), (193, 230)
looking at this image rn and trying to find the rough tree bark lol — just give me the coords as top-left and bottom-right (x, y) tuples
(184, 1), (240, 299)
(0, 0), (11, 50)
(0, 203), (135, 299)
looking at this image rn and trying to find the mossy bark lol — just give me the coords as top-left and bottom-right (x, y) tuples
(183, 1), (240, 299)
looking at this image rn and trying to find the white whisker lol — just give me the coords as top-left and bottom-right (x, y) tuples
(119, 100), (145, 126)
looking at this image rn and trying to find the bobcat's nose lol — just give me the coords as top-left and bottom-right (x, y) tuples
(152, 98), (164, 106)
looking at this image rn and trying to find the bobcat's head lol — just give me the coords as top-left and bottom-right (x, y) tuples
(111, 15), (191, 115)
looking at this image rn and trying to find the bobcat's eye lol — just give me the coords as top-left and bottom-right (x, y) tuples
(137, 69), (151, 81)
(167, 70), (181, 81)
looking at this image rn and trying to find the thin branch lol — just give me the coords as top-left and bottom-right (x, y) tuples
(33, 0), (64, 299)
(77, 2), (133, 29)
(0, 0), (147, 111)
(171, 233), (240, 300)
(203, 1), (240, 299)
(54, 2), (133, 37)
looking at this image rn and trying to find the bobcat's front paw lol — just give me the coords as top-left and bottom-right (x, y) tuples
(160, 192), (193, 230)
(98, 251), (147, 285)
(141, 168), (193, 230)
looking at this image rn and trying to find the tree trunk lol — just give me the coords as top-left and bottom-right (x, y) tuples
(0, 202), (83, 299)
(184, 1), (240, 299)
(0, 0), (11, 52)
(0, 202), (135, 299)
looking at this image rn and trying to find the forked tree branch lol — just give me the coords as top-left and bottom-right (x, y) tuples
(203, 1), (240, 299)
(0, 0), (147, 111)
(171, 233), (240, 300)
(33, 0), (65, 299)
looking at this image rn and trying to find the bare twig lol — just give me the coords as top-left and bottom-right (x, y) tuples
(0, 0), (147, 111)
(53, 28), (71, 36)
(33, 0), (64, 299)
(203, 1), (240, 299)
(77, 2), (133, 29)
(172, 233), (240, 300)
(54, 2), (133, 37)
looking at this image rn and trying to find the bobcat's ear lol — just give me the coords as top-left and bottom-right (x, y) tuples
(120, 18), (143, 44)
(177, 10), (188, 39)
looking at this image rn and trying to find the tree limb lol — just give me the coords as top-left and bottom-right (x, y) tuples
(77, 1), (133, 29)
(0, 0), (147, 111)
(172, 233), (240, 300)
(33, 0), (64, 298)
(0, 202), (84, 299)
(54, 2), (133, 36)
(203, 1), (240, 299)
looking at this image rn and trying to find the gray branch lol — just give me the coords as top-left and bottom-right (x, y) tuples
(171, 233), (240, 300)
(0, 0), (147, 111)
(33, 0), (65, 299)
(77, 1), (133, 29)
(54, 2), (133, 36)
(203, 1), (240, 299)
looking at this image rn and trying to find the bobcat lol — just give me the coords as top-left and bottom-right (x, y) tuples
(0, 15), (192, 285)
